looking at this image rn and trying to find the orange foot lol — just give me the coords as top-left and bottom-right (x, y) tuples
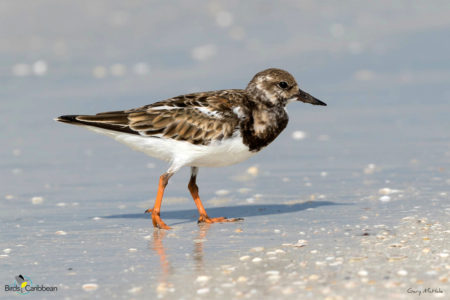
(197, 215), (244, 224)
(145, 208), (172, 230)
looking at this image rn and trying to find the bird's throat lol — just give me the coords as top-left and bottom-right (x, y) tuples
(240, 105), (288, 152)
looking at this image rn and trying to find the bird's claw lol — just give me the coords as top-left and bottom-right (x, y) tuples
(197, 215), (243, 224)
(145, 208), (172, 230)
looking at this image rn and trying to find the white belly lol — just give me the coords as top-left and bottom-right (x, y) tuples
(84, 126), (256, 170)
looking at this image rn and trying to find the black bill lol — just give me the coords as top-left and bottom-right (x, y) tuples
(297, 89), (327, 106)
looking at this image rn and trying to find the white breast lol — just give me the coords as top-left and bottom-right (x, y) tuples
(84, 126), (255, 171)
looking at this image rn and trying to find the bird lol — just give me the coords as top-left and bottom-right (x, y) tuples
(57, 68), (326, 229)
(15, 275), (28, 289)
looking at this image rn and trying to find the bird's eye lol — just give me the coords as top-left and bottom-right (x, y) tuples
(278, 81), (289, 89)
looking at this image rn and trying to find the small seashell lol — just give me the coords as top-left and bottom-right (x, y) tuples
(349, 257), (367, 262)
(267, 275), (280, 283)
(195, 275), (211, 284)
(388, 256), (407, 262)
(250, 247), (264, 252)
(215, 189), (230, 196)
(364, 163), (376, 174)
(128, 286), (142, 294)
(197, 288), (210, 295)
(265, 270), (280, 276)
(294, 240), (308, 247)
(31, 196), (44, 204)
(82, 283), (98, 291)
(379, 188), (402, 195)
(308, 274), (319, 280)
(358, 270), (368, 277)
(247, 166), (259, 176)
(291, 130), (307, 140)
(221, 283), (235, 288)
(156, 282), (169, 294)
(379, 195), (391, 202)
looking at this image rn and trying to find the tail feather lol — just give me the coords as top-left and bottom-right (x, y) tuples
(56, 114), (138, 135)
(55, 115), (80, 124)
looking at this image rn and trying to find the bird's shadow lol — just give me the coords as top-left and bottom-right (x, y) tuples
(103, 201), (344, 223)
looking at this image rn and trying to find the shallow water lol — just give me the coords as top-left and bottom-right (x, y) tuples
(1, 1), (450, 299)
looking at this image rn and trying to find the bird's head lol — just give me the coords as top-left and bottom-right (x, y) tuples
(246, 68), (326, 107)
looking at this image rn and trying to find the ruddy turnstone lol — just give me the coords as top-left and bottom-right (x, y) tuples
(57, 68), (326, 229)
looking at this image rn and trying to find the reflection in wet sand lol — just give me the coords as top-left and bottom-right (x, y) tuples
(149, 229), (175, 296)
(150, 229), (172, 280)
(149, 224), (211, 295)
(193, 223), (211, 272)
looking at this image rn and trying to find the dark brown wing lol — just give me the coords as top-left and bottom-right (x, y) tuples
(57, 90), (247, 145)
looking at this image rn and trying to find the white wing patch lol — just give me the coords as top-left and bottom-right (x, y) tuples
(195, 106), (223, 118)
(147, 105), (178, 111)
(232, 106), (245, 119)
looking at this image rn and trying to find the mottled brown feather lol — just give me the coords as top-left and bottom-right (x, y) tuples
(65, 90), (245, 145)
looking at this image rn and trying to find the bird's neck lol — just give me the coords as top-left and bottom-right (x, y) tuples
(240, 101), (288, 152)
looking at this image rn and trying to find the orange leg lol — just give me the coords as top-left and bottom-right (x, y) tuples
(145, 173), (173, 230)
(188, 167), (243, 224)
